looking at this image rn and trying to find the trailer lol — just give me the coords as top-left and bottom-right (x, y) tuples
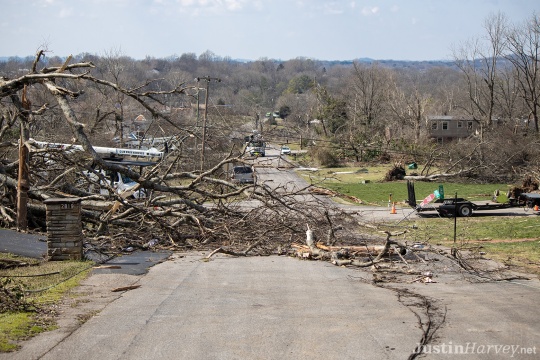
(406, 180), (540, 217)
(32, 139), (164, 160)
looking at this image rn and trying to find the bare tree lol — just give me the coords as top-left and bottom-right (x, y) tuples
(494, 60), (525, 125)
(452, 12), (509, 138)
(505, 13), (540, 132)
(387, 74), (431, 144)
(346, 62), (392, 137)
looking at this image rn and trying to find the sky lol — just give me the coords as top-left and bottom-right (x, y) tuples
(1, 0), (539, 62)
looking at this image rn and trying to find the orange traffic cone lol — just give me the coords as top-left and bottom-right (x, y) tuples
(534, 204), (539, 211)
(390, 202), (397, 214)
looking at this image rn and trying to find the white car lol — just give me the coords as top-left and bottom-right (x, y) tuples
(83, 160), (156, 199)
(281, 146), (291, 155)
(84, 168), (146, 198)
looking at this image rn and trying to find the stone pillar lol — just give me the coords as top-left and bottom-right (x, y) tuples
(44, 197), (83, 261)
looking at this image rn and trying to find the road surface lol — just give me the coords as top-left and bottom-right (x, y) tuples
(11, 255), (422, 360)
(7, 253), (540, 360)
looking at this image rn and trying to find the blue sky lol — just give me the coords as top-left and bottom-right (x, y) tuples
(1, 0), (538, 61)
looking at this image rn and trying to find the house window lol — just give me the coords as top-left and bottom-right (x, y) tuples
(457, 121), (463, 128)
(467, 121), (473, 130)
(431, 121), (438, 130)
(442, 122), (448, 130)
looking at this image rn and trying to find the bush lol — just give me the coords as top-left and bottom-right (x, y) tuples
(312, 148), (339, 167)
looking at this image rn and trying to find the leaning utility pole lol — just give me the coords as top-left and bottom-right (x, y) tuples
(196, 76), (221, 171)
(17, 85), (31, 231)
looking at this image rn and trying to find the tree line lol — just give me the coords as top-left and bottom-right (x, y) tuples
(1, 12), (539, 181)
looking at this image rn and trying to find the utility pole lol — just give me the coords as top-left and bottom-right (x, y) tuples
(17, 85), (31, 231)
(195, 76), (221, 171)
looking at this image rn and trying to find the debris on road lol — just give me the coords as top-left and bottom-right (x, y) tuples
(111, 285), (141, 292)
(309, 186), (364, 204)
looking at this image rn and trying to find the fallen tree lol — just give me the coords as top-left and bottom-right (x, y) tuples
(298, 225), (411, 267)
(0, 50), (360, 256)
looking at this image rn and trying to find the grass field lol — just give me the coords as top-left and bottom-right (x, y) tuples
(0, 254), (92, 352)
(299, 166), (511, 205)
(299, 164), (540, 276)
(403, 216), (540, 275)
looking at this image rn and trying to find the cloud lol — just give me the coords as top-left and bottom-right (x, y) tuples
(37, 0), (57, 6)
(361, 6), (379, 16)
(171, 0), (253, 15)
(323, 6), (344, 15)
(224, 0), (244, 11)
(308, 1), (346, 15)
(58, 7), (74, 18)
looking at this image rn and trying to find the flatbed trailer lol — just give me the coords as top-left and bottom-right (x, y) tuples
(406, 180), (540, 217)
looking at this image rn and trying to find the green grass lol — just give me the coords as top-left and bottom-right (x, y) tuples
(301, 165), (389, 184)
(0, 312), (54, 352)
(394, 216), (540, 275)
(299, 165), (510, 205)
(0, 254), (92, 352)
(401, 217), (540, 244)
(478, 241), (540, 272)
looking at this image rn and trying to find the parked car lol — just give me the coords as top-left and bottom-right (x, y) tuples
(281, 146), (291, 155)
(231, 165), (255, 184)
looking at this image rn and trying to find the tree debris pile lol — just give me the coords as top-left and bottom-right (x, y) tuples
(507, 176), (539, 199)
(0, 51), (346, 257)
(0, 277), (36, 313)
(279, 223), (532, 288)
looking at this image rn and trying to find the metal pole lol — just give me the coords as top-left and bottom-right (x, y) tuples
(201, 79), (209, 171)
(452, 191), (458, 257)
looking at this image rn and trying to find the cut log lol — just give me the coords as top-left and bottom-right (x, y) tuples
(81, 200), (114, 211)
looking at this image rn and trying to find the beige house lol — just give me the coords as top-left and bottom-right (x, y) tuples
(428, 116), (479, 143)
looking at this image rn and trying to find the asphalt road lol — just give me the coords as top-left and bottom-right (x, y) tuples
(0, 229), (47, 258)
(14, 255), (422, 360)
(8, 253), (540, 360)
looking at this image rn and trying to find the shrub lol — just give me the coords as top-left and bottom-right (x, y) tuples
(313, 148), (339, 167)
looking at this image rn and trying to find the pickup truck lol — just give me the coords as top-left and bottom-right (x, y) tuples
(230, 165), (255, 184)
